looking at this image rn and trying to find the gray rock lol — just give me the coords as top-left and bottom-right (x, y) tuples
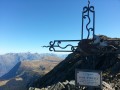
(35, 88), (41, 90)
(51, 82), (65, 90)
(68, 80), (75, 85)
(102, 81), (115, 90)
(63, 80), (69, 85)
(29, 87), (43, 90)
(29, 87), (35, 90)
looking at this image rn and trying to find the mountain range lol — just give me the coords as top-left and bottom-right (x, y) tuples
(0, 53), (65, 90)
(0, 52), (67, 77)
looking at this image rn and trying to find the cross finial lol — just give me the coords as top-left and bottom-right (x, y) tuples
(88, 0), (90, 5)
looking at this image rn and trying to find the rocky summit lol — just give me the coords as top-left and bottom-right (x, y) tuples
(29, 80), (115, 90)
(29, 35), (120, 90)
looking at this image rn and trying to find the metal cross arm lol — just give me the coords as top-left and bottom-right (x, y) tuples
(43, 40), (81, 52)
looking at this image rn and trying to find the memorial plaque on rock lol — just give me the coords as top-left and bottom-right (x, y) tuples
(75, 69), (102, 89)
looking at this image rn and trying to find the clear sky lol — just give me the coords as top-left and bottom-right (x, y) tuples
(0, 0), (120, 54)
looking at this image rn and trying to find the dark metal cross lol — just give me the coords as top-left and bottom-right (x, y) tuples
(81, 0), (95, 40)
(43, 0), (95, 53)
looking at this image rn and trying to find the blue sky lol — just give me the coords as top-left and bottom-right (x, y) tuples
(0, 0), (120, 54)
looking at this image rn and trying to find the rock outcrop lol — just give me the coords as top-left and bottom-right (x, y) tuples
(29, 35), (120, 90)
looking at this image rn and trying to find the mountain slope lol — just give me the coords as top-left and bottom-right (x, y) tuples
(0, 62), (21, 80)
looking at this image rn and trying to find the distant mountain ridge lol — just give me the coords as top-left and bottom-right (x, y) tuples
(0, 52), (67, 77)
(0, 57), (61, 90)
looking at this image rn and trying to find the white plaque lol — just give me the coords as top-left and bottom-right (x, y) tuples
(75, 69), (102, 88)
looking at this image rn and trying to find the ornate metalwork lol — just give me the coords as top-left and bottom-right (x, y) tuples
(81, 0), (95, 40)
(43, 0), (95, 52)
(43, 40), (81, 52)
